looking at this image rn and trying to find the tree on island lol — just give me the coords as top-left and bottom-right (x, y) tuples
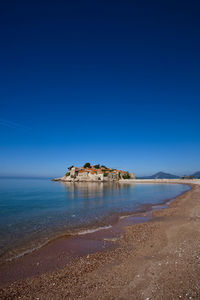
(101, 165), (107, 169)
(122, 172), (131, 179)
(83, 162), (91, 168)
(94, 164), (100, 169)
(68, 165), (74, 170)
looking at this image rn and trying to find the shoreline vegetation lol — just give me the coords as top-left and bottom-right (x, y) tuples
(1, 179), (200, 299)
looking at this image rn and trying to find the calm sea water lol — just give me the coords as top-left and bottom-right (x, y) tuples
(0, 178), (190, 261)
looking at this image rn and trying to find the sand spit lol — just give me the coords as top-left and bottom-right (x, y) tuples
(1, 179), (200, 299)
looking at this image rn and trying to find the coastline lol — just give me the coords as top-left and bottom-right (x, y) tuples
(1, 179), (200, 299)
(0, 181), (190, 262)
(0, 180), (189, 266)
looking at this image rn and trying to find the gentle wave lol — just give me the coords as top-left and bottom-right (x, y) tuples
(6, 240), (49, 262)
(5, 225), (113, 262)
(77, 225), (112, 235)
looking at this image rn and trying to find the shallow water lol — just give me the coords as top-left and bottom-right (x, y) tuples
(0, 178), (190, 261)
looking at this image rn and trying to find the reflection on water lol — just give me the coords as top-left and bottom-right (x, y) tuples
(0, 178), (190, 260)
(61, 181), (136, 200)
(58, 182), (137, 213)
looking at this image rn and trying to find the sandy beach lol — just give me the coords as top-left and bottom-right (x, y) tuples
(1, 179), (200, 299)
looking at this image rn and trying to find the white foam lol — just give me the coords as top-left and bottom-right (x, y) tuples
(77, 225), (112, 235)
(5, 225), (112, 262)
(6, 241), (49, 262)
(120, 215), (129, 220)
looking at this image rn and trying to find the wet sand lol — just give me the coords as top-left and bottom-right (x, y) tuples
(0, 205), (157, 286)
(1, 180), (200, 299)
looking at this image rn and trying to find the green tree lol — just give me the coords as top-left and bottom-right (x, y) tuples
(94, 164), (100, 169)
(101, 165), (107, 169)
(65, 172), (70, 176)
(68, 165), (74, 170)
(84, 162), (91, 168)
(122, 172), (131, 179)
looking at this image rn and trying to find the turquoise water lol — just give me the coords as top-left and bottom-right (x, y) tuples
(0, 178), (190, 261)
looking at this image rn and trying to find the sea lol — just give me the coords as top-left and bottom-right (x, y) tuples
(0, 178), (190, 262)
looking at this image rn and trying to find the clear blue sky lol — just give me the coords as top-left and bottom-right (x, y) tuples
(1, 0), (200, 177)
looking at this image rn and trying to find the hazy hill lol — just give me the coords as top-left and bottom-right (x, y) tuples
(138, 171), (180, 179)
(191, 171), (200, 178)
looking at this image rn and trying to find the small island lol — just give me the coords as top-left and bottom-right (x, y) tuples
(53, 163), (136, 182)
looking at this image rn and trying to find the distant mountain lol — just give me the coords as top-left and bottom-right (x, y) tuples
(138, 171), (180, 179)
(191, 171), (200, 178)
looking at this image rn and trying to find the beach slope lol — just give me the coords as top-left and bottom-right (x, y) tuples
(1, 180), (200, 299)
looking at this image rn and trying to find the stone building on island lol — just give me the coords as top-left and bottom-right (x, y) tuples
(56, 163), (136, 182)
